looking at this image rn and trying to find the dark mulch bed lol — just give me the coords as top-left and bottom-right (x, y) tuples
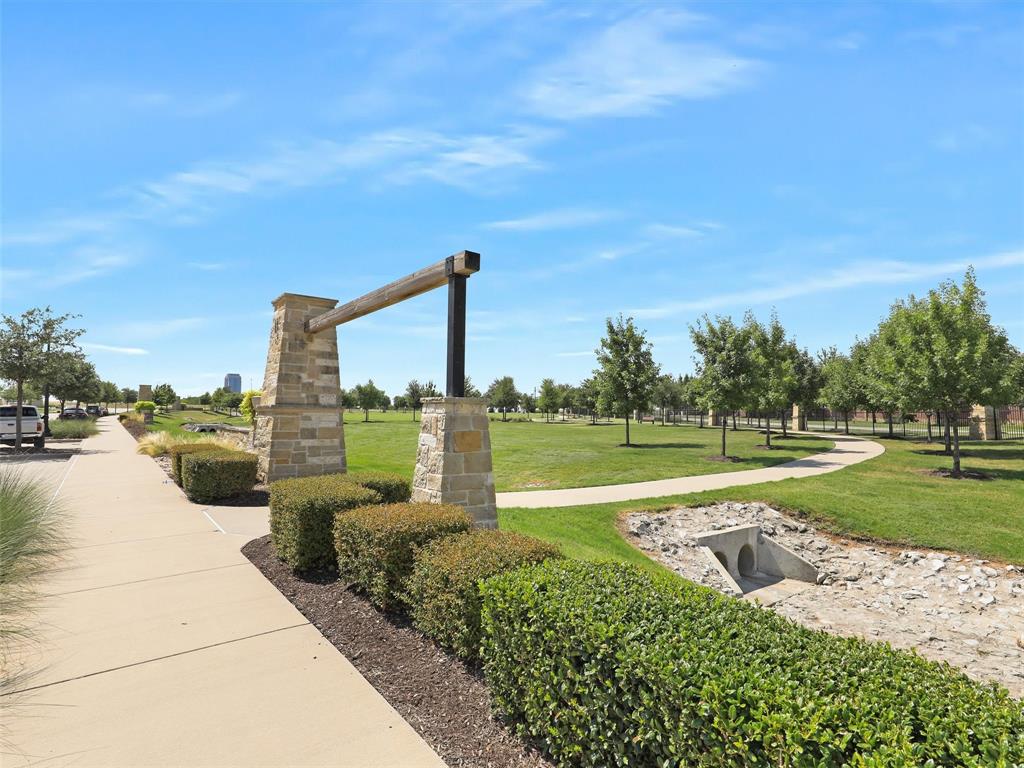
(926, 468), (992, 481)
(242, 535), (550, 768)
(121, 419), (148, 440)
(705, 454), (742, 462)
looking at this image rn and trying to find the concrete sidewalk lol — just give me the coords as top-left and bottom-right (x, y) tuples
(495, 433), (884, 508)
(2, 418), (445, 768)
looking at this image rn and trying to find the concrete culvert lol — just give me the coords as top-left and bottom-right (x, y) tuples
(714, 551), (728, 570)
(738, 544), (755, 577)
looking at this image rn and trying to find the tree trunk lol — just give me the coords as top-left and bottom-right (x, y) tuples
(887, 413), (894, 438)
(732, 413), (737, 431)
(363, 408), (369, 422)
(15, 379), (24, 449)
(844, 412), (850, 435)
(781, 411), (788, 438)
(951, 421), (962, 476)
(765, 416), (772, 448)
(926, 413), (932, 443)
(43, 383), (52, 437)
(721, 418), (727, 457)
(943, 411), (951, 454)
(502, 408), (507, 422)
(624, 415), (631, 446)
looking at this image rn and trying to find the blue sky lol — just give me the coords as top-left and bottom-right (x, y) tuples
(2, 1), (1022, 397)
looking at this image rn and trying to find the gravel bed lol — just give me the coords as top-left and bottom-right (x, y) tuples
(626, 502), (1024, 696)
(242, 535), (550, 768)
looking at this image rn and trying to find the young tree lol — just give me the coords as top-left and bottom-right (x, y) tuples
(152, 383), (178, 408)
(817, 349), (860, 435)
(595, 315), (659, 447)
(354, 379), (385, 422)
(520, 392), (537, 419)
(688, 315), (752, 457)
(463, 376), (482, 398)
(121, 387), (139, 409)
(405, 380), (424, 421)
(392, 394), (408, 410)
(882, 270), (1014, 475)
(537, 378), (560, 422)
(653, 374), (681, 425)
(575, 377), (600, 423)
(558, 384), (576, 421)
(51, 357), (101, 411)
(746, 312), (798, 448)
(0, 307), (82, 447)
(790, 346), (821, 434)
(99, 381), (121, 409)
(486, 376), (520, 421)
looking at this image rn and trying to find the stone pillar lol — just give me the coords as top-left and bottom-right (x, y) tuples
(970, 405), (996, 440)
(139, 384), (152, 402)
(412, 397), (497, 528)
(791, 404), (806, 432)
(254, 293), (346, 483)
(707, 410), (720, 427)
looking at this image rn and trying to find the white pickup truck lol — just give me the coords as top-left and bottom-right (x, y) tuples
(0, 405), (45, 448)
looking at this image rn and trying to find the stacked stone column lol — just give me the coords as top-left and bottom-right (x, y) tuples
(254, 293), (346, 483)
(411, 397), (497, 528)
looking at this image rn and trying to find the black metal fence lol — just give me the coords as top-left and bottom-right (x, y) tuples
(994, 405), (1024, 440)
(801, 408), (973, 439)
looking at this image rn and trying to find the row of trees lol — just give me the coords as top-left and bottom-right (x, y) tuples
(0, 307), (129, 447)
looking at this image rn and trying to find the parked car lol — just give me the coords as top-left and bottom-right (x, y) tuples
(86, 405), (108, 417)
(0, 405), (45, 448)
(59, 407), (89, 420)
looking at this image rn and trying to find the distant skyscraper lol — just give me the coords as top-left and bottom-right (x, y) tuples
(224, 373), (242, 394)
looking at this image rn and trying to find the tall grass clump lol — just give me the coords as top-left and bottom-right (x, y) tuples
(0, 468), (66, 690)
(49, 419), (99, 439)
(136, 431), (236, 457)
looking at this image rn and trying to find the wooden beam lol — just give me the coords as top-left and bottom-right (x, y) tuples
(305, 251), (480, 334)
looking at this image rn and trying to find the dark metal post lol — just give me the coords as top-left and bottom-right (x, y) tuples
(446, 256), (467, 397)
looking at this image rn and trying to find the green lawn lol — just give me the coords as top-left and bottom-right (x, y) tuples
(145, 409), (248, 437)
(343, 410), (833, 492)
(501, 437), (1024, 565)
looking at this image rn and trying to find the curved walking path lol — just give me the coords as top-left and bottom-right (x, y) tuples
(496, 433), (884, 509)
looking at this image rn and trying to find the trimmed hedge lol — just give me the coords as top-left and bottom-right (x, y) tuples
(480, 560), (1024, 768)
(407, 530), (561, 660)
(333, 502), (471, 611)
(344, 470), (411, 503)
(180, 450), (258, 504)
(269, 474), (381, 570)
(168, 442), (222, 485)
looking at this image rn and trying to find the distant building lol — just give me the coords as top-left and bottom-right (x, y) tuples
(224, 373), (242, 394)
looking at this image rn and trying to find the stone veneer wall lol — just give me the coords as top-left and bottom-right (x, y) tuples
(411, 397), (497, 528)
(138, 384), (152, 402)
(254, 293), (346, 483)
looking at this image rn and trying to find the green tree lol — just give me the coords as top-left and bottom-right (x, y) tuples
(558, 384), (575, 421)
(52, 357), (101, 411)
(121, 387), (139, 408)
(595, 315), (659, 447)
(463, 376), (482, 398)
(520, 392), (536, 419)
(746, 312), (798, 448)
(392, 394), (408, 410)
(537, 378), (560, 422)
(790, 347), (821, 433)
(404, 380), (423, 420)
(574, 377), (600, 423)
(878, 270), (1015, 475)
(354, 379), (385, 422)
(0, 307), (82, 447)
(817, 348), (860, 435)
(152, 383), (177, 408)
(652, 374), (682, 426)
(689, 315), (752, 457)
(486, 376), (520, 421)
(240, 390), (262, 424)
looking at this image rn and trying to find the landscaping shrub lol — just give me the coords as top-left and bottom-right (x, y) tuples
(333, 502), (471, 611)
(180, 450), (258, 503)
(168, 442), (223, 485)
(269, 474), (381, 571)
(480, 560), (1024, 767)
(344, 470), (411, 503)
(407, 530), (560, 660)
(48, 419), (99, 439)
(134, 400), (156, 413)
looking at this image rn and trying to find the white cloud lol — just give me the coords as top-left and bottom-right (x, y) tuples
(629, 249), (1024, 319)
(484, 207), (614, 232)
(522, 10), (755, 120)
(51, 247), (136, 286)
(643, 223), (704, 239)
(5, 127), (553, 249)
(82, 342), (149, 356)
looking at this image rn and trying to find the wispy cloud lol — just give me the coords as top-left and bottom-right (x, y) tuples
(484, 207), (615, 232)
(82, 342), (149, 356)
(629, 249), (1024, 319)
(522, 10), (755, 120)
(5, 127), (554, 249)
(52, 247), (136, 285)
